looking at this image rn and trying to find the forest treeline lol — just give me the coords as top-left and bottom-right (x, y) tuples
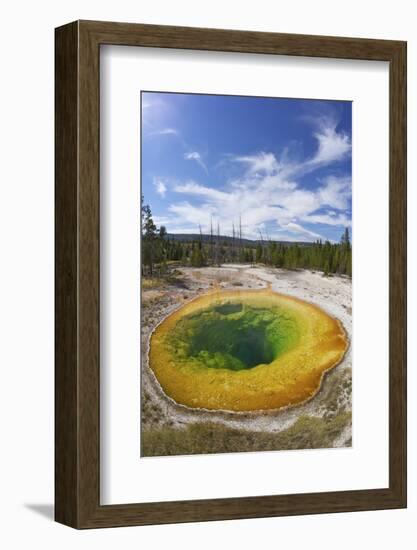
(142, 199), (352, 278)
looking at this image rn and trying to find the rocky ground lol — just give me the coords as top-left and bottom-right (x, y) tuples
(141, 265), (352, 455)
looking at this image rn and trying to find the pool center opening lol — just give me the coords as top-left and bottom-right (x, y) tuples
(170, 301), (300, 371)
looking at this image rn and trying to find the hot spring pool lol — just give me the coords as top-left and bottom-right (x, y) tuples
(148, 289), (348, 411)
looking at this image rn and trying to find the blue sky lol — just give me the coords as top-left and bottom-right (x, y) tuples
(141, 92), (352, 243)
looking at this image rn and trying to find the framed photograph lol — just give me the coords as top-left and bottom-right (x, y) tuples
(55, 20), (407, 528)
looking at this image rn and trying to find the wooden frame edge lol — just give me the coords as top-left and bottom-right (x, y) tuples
(55, 20), (80, 528)
(55, 20), (407, 529)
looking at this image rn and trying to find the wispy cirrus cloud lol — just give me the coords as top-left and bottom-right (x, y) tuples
(150, 127), (179, 137)
(302, 211), (352, 228)
(303, 115), (351, 169)
(168, 201), (216, 228)
(144, 118), (209, 176)
(184, 151), (208, 174)
(141, 94), (173, 129)
(165, 171), (351, 241)
(229, 114), (351, 179)
(153, 178), (167, 198)
(279, 222), (323, 241)
(317, 175), (351, 210)
(147, 110), (351, 242)
(174, 181), (228, 202)
(233, 152), (279, 175)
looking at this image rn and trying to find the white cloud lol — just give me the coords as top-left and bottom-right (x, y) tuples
(168, 170), (351, 241)
(314, 128), (350, 165)
(233, 152), (279, 175)
(313, 117), (351, 164)
(152, 111), (351, 242)
(159, 128), (178, 135)
(280, 222), (323, 241)
(153, 178), (167, 198)
(278, 189), (320, 220)
(301, 115), (351, 172)
(174, 181), (229, 202)
(141, 95), (172, 128)
(318, 175), (351, 210)
(184, 151), (208, 173)
(229, 173), (296, 193)
(168, 202), (216, 228)
(142, 96), (166, 110)
(227, 117), (350, 186)
(149, 127), (178, 137)
(302, 212), (352, 228)
(153, 215), (171, 226)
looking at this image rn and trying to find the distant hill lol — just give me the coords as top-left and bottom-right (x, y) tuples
(166, 233), (312, 247)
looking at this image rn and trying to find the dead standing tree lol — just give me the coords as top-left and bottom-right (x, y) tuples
(216, 221), (221, 266)
(232, 222), (236, 263)
(210, 216), (214, 266)
(239, 215), (243, 263)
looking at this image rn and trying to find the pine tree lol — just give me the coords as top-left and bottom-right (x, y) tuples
(190, 246), (204, 267)
(141, 198), (157, 276)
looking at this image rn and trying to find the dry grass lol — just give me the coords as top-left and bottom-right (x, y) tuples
(142, 277), (165, 290)
(318, 367), (352, 418)
(141, 412), (351, 457)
